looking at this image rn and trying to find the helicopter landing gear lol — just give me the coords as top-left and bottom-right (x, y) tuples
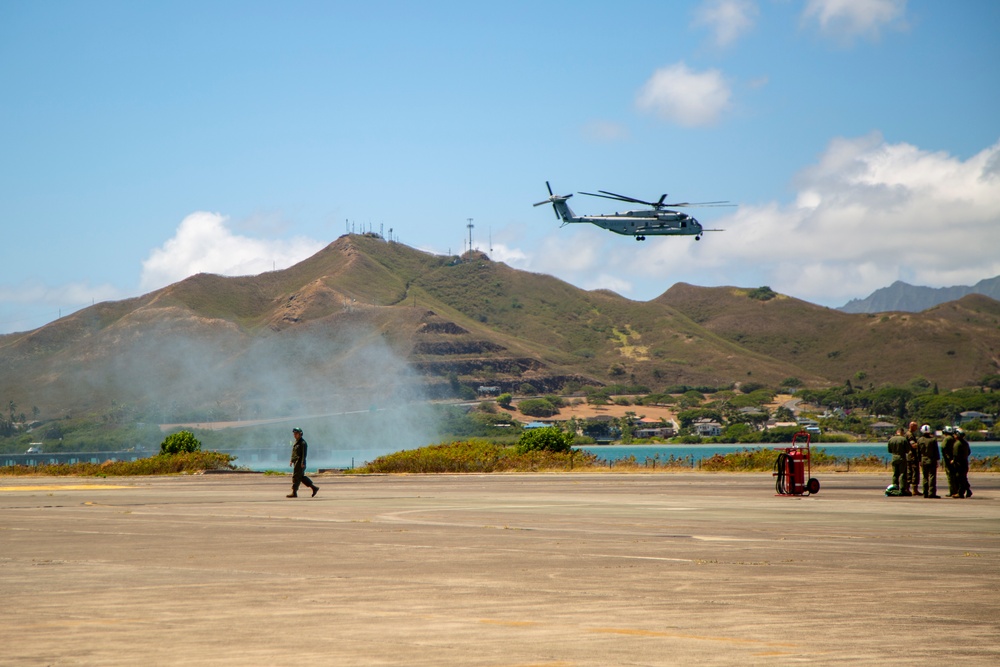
(695, 235), (702, 241)
(635, 235), (646, 241)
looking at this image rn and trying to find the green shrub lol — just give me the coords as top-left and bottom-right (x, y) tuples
(747, 286), (777, 301)
(353, 439), (597, 473)
(160, 430), (202, 454)
(516, 427), (573, 454)
(518, 398), (559, 417)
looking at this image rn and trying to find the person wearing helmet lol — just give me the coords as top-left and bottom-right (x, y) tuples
(905, 421), (921, 496)
(953, 427), (972, 498)
(287, 427), (319, 499)
(916, 425), (941, 498)
(940, 426), (958, 497)
(886, 428), (911, 496)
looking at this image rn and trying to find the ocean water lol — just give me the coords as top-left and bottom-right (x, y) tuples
(575, 443), (1000, 465)
(225, 442), (1000, 471)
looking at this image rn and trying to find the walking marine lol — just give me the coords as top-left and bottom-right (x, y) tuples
(287, 427), (319, 499)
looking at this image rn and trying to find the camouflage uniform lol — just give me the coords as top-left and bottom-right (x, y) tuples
(953, 433), (972, 498)
(917, 433), (940, 498)
(940, 432), (957, 497)
(288, 431), (319, 498)
(905, 427), (921, 495)
(887, 432), (910, 495)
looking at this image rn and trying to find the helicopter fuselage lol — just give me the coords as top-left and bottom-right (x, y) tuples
(553, 200), (704, 240)
(571, 209), (702, 237)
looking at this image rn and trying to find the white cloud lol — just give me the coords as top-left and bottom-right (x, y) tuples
(0, 213), (327, 333)
(140, 211), (326, 291)
(0, 280), (123, 333)
(489, 242), (528, 266)
(0, 281), (121, 306)
(693, 0), (759, 48)
(802, 0), (908, 43)
(660, 133), (1000, 303)
(635, 62), (732, 127)
(508, 135), (1000, 308)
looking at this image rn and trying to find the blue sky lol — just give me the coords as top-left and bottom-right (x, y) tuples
(2, 0), (999, 334)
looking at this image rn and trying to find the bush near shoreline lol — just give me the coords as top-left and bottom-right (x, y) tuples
(0, 451), (236, 476)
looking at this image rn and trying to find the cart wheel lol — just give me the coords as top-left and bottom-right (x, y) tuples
(807, 478), (820, 494)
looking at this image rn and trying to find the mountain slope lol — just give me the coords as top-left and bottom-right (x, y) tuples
(2, 234), (998, 422)
(658, 283), (1000, 388)
(839, 276), (1000, 313)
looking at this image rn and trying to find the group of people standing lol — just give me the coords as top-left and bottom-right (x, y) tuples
(887, 421), (972, 498)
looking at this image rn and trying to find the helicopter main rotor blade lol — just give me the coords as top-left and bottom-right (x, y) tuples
(597, 190), (654, 205)
(579, 191), (620, 200)
(663, 200), (736, 208)
(546, 181), (554, 196)
(580, 191), (654, 206)
(578, 188), (737, 210)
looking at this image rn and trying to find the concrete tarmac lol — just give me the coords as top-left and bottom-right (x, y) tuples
(2, 472), (998, 666)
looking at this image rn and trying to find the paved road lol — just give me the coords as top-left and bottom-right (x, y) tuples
(2, 472), (998, 666)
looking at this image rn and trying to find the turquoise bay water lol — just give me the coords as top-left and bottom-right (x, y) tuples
(575, 443), (1000, 465)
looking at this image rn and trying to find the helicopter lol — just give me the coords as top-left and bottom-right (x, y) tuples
(533, 181), (732, 241)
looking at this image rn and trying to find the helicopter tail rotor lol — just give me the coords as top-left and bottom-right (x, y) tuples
(534, 181), (573, 221)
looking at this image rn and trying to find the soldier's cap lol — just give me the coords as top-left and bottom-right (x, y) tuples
(292, 427), (303, 434)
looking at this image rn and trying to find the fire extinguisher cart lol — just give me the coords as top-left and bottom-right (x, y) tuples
(773, 431), (821, 496)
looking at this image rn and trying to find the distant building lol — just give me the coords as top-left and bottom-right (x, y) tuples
(635, 419), (675, 439)
(959, 411), (994, 426)
(582, 415), (619, 443)
(797, 417), (821, 435)
(869, 421), (897, 436)
(692, 419), (723, 437)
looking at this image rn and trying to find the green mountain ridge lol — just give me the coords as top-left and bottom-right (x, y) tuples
(2, 234), (998, 421)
